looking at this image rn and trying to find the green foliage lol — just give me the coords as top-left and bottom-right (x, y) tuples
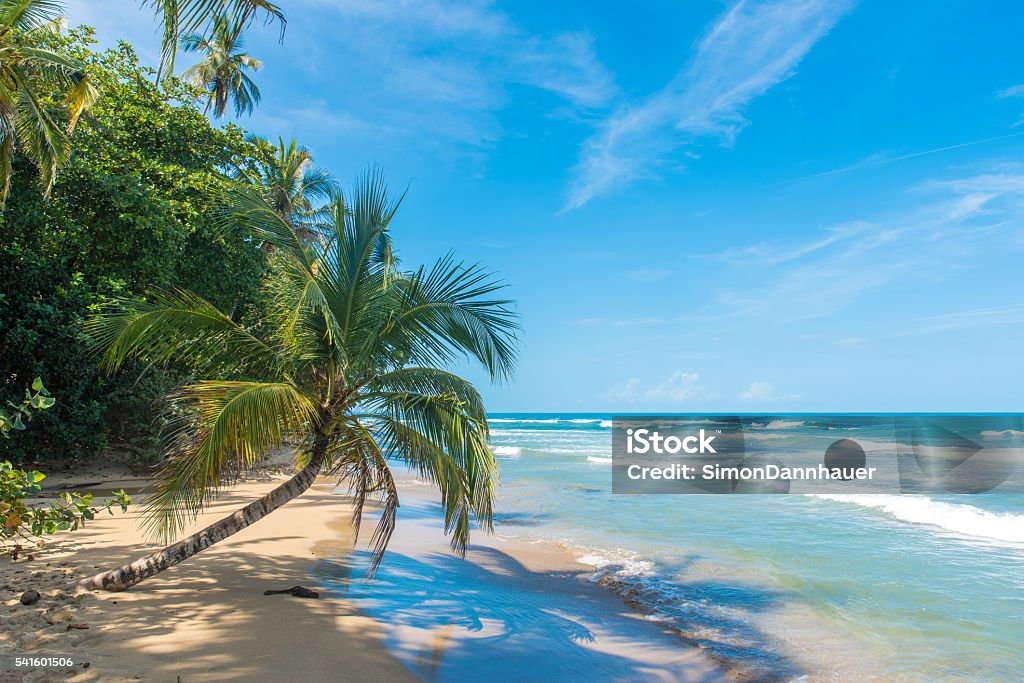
(0, 460), (132, 545)
(0, 28), (269, 464)
(0, 378), (55, 437)
(89, 174), (520, 567)
(0, 0), (100, 207)
(0, 379), (131, 547)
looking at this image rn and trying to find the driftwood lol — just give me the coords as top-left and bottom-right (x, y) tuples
(263, 585), (319, 599)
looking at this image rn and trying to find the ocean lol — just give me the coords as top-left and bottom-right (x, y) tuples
(481, 414), (1024, 681)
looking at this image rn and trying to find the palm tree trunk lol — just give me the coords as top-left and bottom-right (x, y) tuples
(80, 448), (327, 592)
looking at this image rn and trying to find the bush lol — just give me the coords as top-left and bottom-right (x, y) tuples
(0, 30), (268, 465)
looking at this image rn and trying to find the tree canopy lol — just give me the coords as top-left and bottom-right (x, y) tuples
(0, 28), (268, 463)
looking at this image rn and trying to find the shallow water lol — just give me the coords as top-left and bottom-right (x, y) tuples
(482, 414), (1024, 681)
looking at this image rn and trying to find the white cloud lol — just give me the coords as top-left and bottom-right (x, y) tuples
(646, 371), (703, 402)
(565, 0), (854, 209)
(605, 371), (704, 404)
(271, 0), (616, 155)
(739, 381), (799, 401)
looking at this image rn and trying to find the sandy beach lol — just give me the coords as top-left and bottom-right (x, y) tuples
(1, 467), (726, 682)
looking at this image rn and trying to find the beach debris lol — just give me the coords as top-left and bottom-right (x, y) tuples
(20, 589), (41, 605)
(67, 623), (89, 630)
(263, 585), (319, 599)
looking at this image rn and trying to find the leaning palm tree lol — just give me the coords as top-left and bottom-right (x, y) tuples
(81, 172), (519, 591)
(0, 0), (99, 208)
(233, 134), (336, 240)
(181, 14), (262, 118)
(144, 0), (284, 80)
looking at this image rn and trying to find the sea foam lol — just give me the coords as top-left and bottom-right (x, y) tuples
(811, 494), (1024, 545)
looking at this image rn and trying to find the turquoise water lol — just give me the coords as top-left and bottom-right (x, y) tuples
(484, 414), (1024, 681)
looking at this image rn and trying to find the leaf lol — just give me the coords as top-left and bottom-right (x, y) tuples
(5, 511), (21, 528)
(31, 378), (43, 392)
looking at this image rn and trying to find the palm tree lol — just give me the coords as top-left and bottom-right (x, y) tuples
(181, 15), (262, 118)
(144, 0), (284, 80)
(81, 172), (519, 591)
(0, 0), (99, 208)
(234, 134), (337, 241)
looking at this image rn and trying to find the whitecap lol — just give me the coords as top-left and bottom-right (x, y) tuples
(810, 494), (1024, 545)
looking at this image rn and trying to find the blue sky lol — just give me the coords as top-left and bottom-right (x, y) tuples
(66, 0), (1024, 412)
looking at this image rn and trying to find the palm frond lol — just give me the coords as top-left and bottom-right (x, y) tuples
(387, 254), (520, 381)
(147, 380), (319, 541)
(85, 288), (283, 380)
(12, 66), (70, 197)
(0, 0), (63, 33)
(219, 184), (312, 263)
(356, 389), (497, 555)
(147, 0), (284, 79)
(325, 417), (400, 572)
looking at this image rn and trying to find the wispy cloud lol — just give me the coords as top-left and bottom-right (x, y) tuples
(997, 84), (1024, 99)
(772, 132), (1024, 186)
(606, 371), (704, 404)
(565, 0), (853, 210)
(271, 0), (616, 156)
(713, 171), (1024, 323)
(898, 304), (1024, 336)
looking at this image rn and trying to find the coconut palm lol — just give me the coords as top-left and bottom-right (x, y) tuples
(145, 0), (284, 80)
(180, 15), (262, 118)
(0, 0), (99, 208)
(82, 172), (519, 591)
(233, 134), (337, 240)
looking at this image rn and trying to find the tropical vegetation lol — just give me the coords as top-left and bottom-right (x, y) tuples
(1, 29), (268, 464)
(232, 134), (336, 239)
(0, 0), (99, 208)
(1, 379), (131, 551)
(83, 174), (518, 590)
(0, 8), (520, 593)
(144, 0), (284, 79)
(181, 14), (263, 118)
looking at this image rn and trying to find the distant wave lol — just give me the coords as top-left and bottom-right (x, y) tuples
(980, 429), (1024, 438)
(811, 494), (1024, 545)
(751, 420), (805, 430)
(488, 417), (606, 426)
(600, 420), (613, 428)
(587, 456), (612, 464)
(491, 445), (523, 457)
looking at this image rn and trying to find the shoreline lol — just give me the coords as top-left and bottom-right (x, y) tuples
(1, 467), (727, 682)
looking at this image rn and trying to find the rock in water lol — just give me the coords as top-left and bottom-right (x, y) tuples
(20, 590), (41, 605)
(263, 585), (320, 599)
